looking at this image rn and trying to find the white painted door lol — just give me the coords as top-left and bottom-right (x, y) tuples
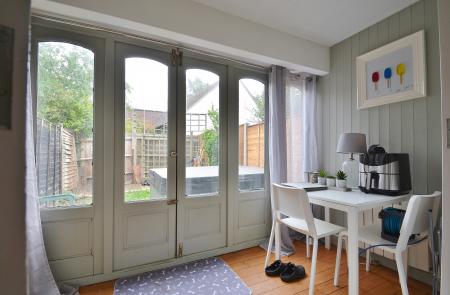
(113, 46), (228, 268)
(113, 43), (177, 270)
(175, 57), (227, 256)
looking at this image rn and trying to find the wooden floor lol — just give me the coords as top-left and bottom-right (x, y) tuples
(80, 241), (431, 295)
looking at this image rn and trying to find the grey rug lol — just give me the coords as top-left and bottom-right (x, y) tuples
(114, 257), (251, 295)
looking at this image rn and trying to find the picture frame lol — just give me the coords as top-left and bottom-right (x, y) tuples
(356, 30), (426, 109)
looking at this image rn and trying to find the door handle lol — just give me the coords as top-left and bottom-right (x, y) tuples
(167, 199), (178, 205)
(170, 151), (177, 158)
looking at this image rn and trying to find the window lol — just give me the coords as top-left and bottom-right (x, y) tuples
(286, 81), (303, 182)
(185, 69), (220, 196)
(238, 78), (265, 191)
(36, 42), (94, 208)
(124, 57), (169, 202)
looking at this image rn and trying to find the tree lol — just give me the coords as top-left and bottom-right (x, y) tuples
(201, 106), (219, 165)
(187, 77), (209, 98)
(37, 43), (94, 138)
(251, 94), (265, 123)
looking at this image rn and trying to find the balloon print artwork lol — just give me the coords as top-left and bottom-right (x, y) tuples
(370, 62), (408, 93)
(371, 71), (380, 90)
(359, 31), (426, 108)
(396, 63), (406, 85)
(384, 67), (392, 88)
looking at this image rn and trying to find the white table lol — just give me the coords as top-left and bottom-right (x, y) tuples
(285, 183), (410, 295)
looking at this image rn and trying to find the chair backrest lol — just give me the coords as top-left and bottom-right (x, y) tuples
(272, 184), (317, 237)
(396, 191), (441, 252)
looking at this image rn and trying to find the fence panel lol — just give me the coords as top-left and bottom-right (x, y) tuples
(36, 119), (62, 196)
(239, 122), (264, 168)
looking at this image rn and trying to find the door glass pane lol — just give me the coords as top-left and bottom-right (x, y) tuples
(124, 58), (168, 202)
(238, 79), (265, 191)
(185, 69), (220, 196)
(36, 42), (94, 208)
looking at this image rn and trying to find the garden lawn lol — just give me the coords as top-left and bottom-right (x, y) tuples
(125, 187), (151, 202)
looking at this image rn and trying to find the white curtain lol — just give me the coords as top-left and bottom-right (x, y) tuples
(265, 66), (319, 255)
(286, 74), (319, 181)
(25, 67), (60, 295)
(25, 27), (77, 295)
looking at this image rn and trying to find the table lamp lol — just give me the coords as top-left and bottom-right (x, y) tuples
(336, 133), (367, 188)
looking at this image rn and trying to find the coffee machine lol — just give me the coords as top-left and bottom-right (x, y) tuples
(358, 145), (411, 196)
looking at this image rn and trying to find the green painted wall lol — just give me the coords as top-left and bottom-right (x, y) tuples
(317, 0), (441, 272)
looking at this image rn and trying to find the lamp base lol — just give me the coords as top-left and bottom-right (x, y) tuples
(342, 156), (359, 188)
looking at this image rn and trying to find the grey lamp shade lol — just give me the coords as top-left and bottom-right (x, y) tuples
(336, 133), (367, 154)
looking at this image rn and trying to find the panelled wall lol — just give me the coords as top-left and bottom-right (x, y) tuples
(317, 0), (441, 272)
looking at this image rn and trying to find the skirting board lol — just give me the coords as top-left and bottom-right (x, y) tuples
(61, 238), (266, 287)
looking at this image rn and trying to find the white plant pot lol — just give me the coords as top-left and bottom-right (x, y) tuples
(318, 177), (327, 185)
(337, 179), (347, 189)
(326, 178), (336, 187)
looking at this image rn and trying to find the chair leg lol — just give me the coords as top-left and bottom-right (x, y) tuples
(306, 236), (311, 258)
(275, 220), (281, 261)
(264, 219), (276, 268)
(334, 233), (344, 286)
(309, 238), (319, 295)
(365, 249), (371, 272)
(395, 251), (409, 295)
(402, 249), (408, 278)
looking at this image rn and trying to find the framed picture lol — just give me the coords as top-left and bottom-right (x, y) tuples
(357, 30), (426, 109)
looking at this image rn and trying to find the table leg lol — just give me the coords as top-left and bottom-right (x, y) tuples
(325, 207), (331, 250)
(347, 208), (359, 295)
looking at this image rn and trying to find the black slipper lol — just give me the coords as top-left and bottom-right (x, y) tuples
(265, 260), (287, 277)
(280, 263), (306, 282)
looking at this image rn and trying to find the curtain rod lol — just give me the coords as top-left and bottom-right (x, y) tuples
(32, 13), (269, 71)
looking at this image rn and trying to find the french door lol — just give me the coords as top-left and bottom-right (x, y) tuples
(113, 43), (227, 270)
(176, 57), (227, 257)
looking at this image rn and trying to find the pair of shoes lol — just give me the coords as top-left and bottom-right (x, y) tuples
(265, 260), (306, 282)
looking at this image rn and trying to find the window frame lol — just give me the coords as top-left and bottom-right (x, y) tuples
(31, 25), (105, 212)
(233, 69), (269, 194)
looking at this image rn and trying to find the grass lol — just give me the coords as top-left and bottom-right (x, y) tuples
(125, 187), (152, 202)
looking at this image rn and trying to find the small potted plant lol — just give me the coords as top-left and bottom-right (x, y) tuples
(326, 175), (336, 187)
(318, 169), (327, 185)
(336, 170), (347, 189)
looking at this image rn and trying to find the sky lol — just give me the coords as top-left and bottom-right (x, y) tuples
(39, 43), (265, 116)
(124, 57), (264, 115)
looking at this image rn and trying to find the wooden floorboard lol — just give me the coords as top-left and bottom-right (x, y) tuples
(79, 241), (431, 295)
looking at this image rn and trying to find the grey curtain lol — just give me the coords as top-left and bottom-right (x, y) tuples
(301, 76), (319, 175)
(262, 67), (320, 256)
(265, 65), (296, 255)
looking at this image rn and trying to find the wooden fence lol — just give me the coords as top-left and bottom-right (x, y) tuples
(123, 133), (200, 184)
(37, 119), (263, 194)
(36, 119), (78, 196)
(239, 122), (264, 168)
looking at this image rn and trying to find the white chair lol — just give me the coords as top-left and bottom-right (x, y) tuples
(265, 184), (345, 295)
(334, 191), (441, 295)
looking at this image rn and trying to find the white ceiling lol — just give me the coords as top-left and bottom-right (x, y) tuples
(191, 0), (418, 46)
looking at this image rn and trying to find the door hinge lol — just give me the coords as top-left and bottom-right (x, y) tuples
(167, 199), (178, 205)
(171, 49), (177, 66)
(178, 50), (183, 66)
(178, 242), (183, 257)
(171, 48), (183, 66)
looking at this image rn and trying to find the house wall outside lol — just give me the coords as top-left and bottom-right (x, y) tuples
(317, 0), (441, 273)
(0, 0), (30, 293)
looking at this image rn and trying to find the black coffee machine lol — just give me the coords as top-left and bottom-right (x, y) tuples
(358, 145), (411, 196)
